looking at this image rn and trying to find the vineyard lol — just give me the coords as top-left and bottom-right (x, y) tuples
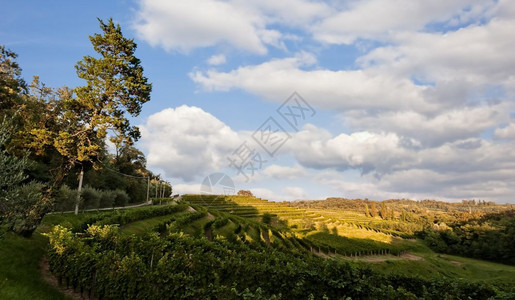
(182, 194), (415, 256)
(1, 196), (514, 299)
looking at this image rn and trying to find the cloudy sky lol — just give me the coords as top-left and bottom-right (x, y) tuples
(2, 0), (515, 203)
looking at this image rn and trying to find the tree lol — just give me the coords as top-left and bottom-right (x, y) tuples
(75, 18), (151, 153)
(237, 190), (254, 197)
(365, 204), (370, 217)
(0, 117), (29, 229)
(262, 213), (272, 225)
(1, 18), (152, 235)
(70, 18), (151, 213)
(371, 202), (377, 218)
(380, 202), (387, 220)
(0, 45), (26, 114)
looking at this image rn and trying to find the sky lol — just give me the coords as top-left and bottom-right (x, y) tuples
(2, 0), (515, 203)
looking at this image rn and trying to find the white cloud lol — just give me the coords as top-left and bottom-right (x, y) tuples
(133, 0), (274, 54)
(357, 18), (515, 88)
(140, 105), (241, 181)
(263, 164), (306, 179)
(173, 183), (202, 195)
(345, 102), (512, 147)
(288, 125), (414, 175)
(312, 0), (496, 44)
(191, 52), (434, 113)
(250, 186), (307, 201)
(136, 1), (515, 203)
(282, 186), (307, 200)
(207, 54), (226, 65)
(495, 123), (515, 140)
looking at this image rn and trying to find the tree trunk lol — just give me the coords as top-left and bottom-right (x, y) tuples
(74, 168), (84, 215)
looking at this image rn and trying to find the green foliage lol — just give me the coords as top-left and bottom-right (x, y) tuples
(80, 186), (101, 210)
(0, 45), (26, 114)
(113, 189), (129, 207)
(73, 204), (189, 232)
(53, 185), (77, 213)
(75, 18), (151, 150)
(45, 224), (500, 300)
(151, 197), (175, 205)
(419, 210), (515, 265)
(99, 189), (116, 208)
(261, 212), (272, 225)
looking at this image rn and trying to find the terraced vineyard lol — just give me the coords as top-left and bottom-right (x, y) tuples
(181, 194), (416, 256)
(4, 197), (511, 299)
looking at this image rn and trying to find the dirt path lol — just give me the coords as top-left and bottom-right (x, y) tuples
(342, 252), (424, 263)
(40, 257), (97, 300)
(204, 227), (213, 241)
(261, 228), (270, 246)
(49, 202), (151, 215)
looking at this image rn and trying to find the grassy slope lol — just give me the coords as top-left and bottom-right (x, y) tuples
(342, 240), (515, 289)
(0, 232), (68, 300)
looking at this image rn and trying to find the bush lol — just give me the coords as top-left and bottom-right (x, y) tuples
(99, 190), (116, 208)
(113, 189), (129, 207)
(261, 213), (272, 225)
(3, 181), (44, 231)
(54, 185), (77, 212)
(81, 186), (101, 210)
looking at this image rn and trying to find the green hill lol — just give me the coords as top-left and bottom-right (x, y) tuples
(1, 197), (514, 299)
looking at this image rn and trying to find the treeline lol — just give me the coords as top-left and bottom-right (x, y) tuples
(291, 197), (510, 214)
(44, 222), (504, 300)
(418, 210), (515, 265)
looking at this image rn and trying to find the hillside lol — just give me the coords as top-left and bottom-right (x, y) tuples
(1, 196), (514, 299)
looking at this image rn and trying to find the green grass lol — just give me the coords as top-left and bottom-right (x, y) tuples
(0, 232), (68, 300)
(346, 246), (515, 290)
(120, 214), (183, 235)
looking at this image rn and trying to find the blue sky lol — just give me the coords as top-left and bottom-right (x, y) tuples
(2, 0), (515, 203)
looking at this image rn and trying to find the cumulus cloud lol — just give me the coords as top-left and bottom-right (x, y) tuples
(207, 54), (226, 65)
(312, 0), (496, 44)
(135, 1), (515, 202)
(345, 102), (512, 147)
(134, 0), (274, 54)
(495, 123), (515, 140)
(358, 18), (515, 88)
(263, 164), (306, 179)
(190, 52), (434, 113)
(132, 0), (332, 54)
(250, 186), (308, 201)
(139, 105), (241, 181)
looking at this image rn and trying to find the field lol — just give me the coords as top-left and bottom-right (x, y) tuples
(1, 196), (514, 299)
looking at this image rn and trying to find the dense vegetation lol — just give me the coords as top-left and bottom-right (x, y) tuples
(419, 210), (515, 265)
(0, 19), (171, 236)
(45, 219), (502, 299)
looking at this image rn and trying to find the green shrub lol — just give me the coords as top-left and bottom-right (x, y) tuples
(81, 186), (101, 210)
(113, 189), (129, 207)
(261, 213), (272, 225)
(54, 185), (77, 212)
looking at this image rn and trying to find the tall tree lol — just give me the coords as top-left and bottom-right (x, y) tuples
(371, 202), (377, 218)
(364, 204), (370, 217)
(70, 18), (151, 213)
(0, 45), (26, 113)
(380, 202), (387, 220)
(75, 18), (152, 154)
